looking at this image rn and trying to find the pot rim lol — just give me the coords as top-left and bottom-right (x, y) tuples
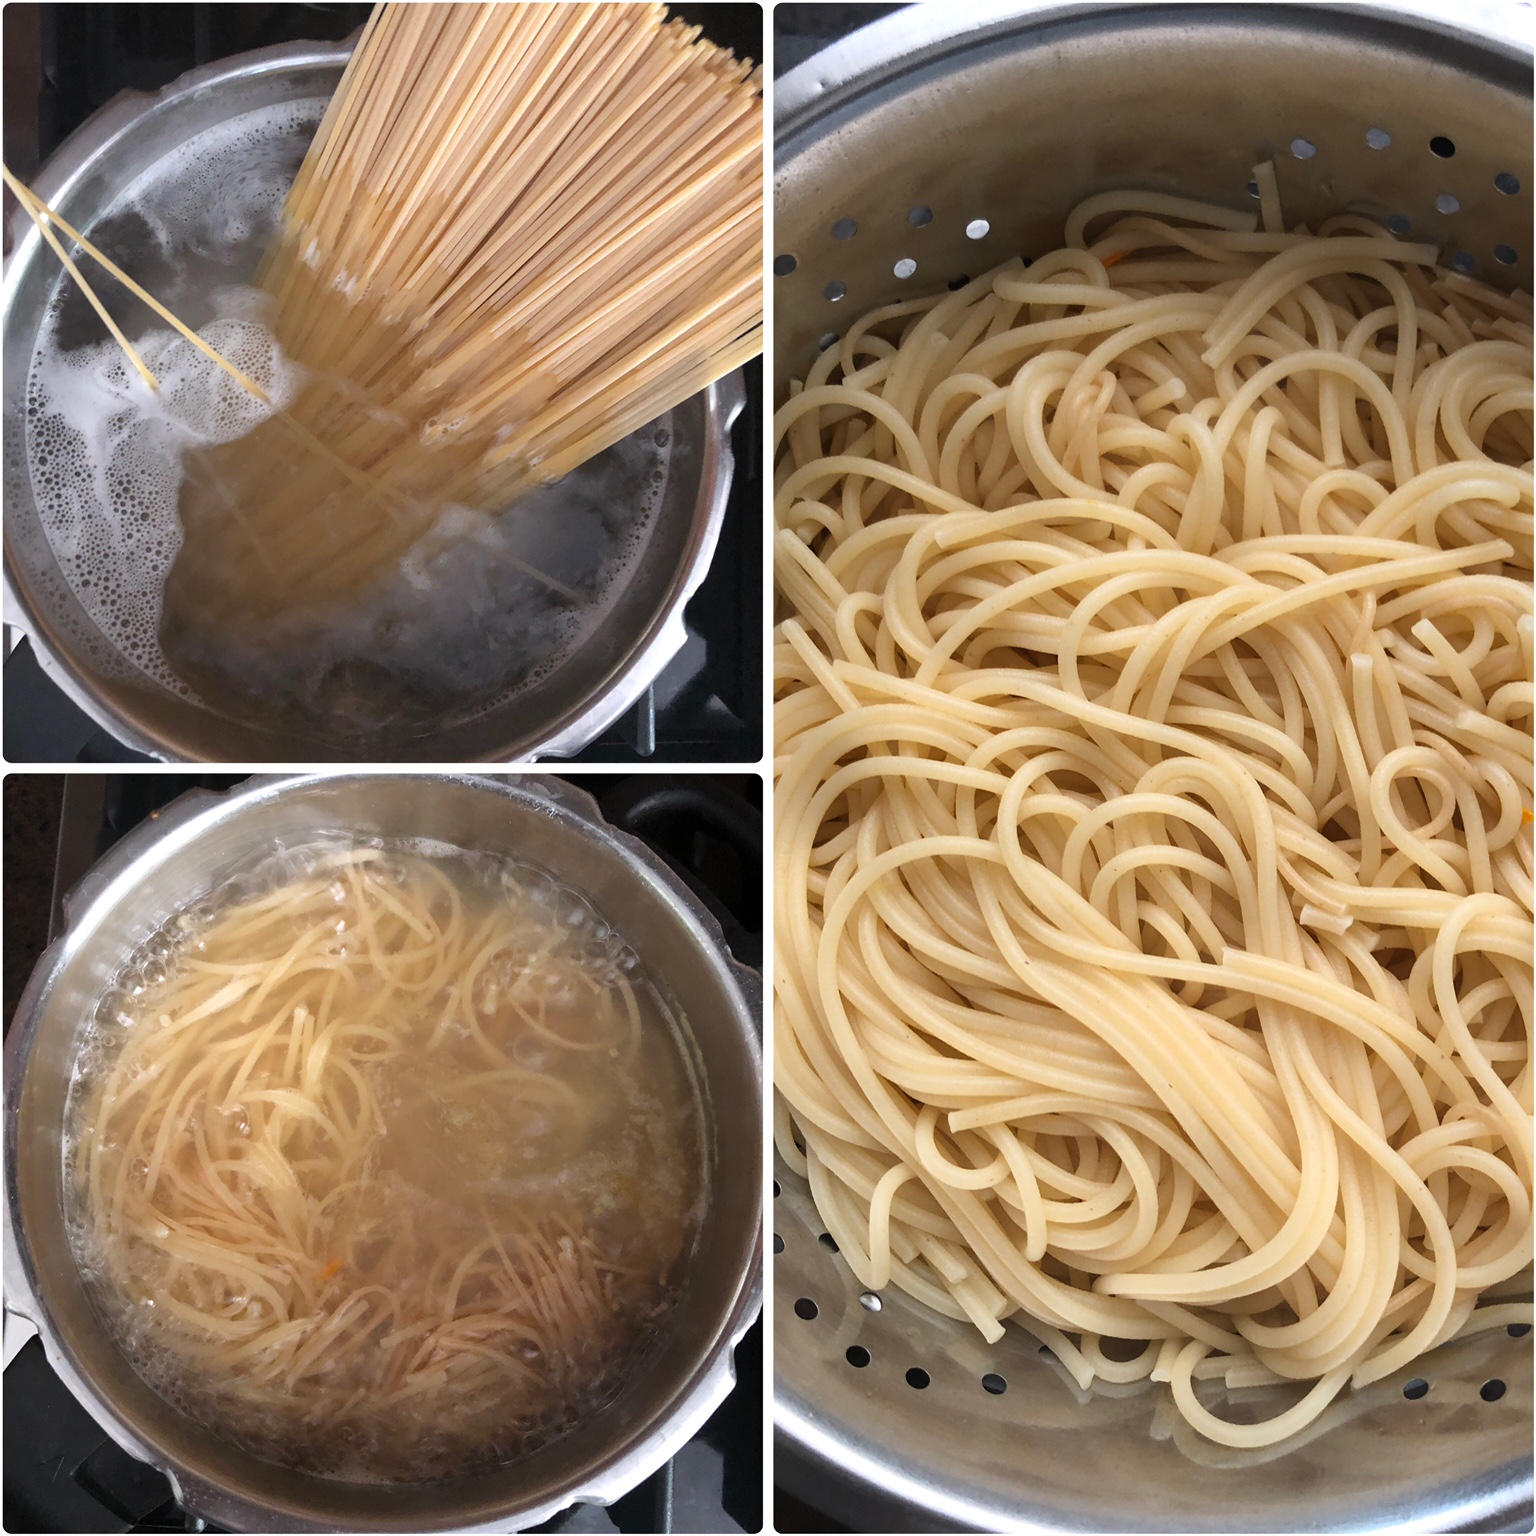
(4, 772), (762, 1532)
(1, 40), (746, 763)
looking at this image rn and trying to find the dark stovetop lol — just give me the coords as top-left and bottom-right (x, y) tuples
(2, 772), (763, 1534)
(772, 4), (907, 76)
(1, 4), (763, 765)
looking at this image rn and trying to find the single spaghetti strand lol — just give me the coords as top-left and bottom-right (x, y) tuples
(1, 166), (159, 391)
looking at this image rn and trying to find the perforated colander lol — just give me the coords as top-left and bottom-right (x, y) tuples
(771, 3), (1534, 1530)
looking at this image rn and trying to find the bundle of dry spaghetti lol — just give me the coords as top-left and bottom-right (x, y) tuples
(773, 184), (1533, 1448)
(191, 0), (760, 619)
(9, 2), (760, 625)
(68, 844), (695, 1480)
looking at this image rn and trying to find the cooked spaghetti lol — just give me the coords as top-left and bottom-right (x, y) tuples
(67, 841), (705, 1481)
(773, 186), (1534, 1448)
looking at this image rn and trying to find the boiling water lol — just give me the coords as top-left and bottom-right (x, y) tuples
(25, 100), (674, 738)
(63, 839), (707, 1482)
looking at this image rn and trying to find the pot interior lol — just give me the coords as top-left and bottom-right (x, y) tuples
(3, 50), (721, 762)
(9, 775), (760, 1531)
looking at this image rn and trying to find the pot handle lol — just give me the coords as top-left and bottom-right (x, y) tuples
(2, 1306), (39, 1369)
(508, 773), (610, 828)
(508, 776), (764, 1028)
(728, 959), (764, 1033)
(162, 1467), (307, 1535)
(572, 1301), (757, 1522)
(714, 362), (748, 431)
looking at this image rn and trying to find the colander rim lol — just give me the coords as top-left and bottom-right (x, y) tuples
(771, 2), (1533, 1530)
(775, 1), (1533, 137)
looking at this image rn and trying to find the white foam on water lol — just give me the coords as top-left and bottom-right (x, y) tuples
(28, 304), (303, 695)
(26, 98), (322, 698)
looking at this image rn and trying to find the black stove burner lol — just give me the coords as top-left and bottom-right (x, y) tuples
(2, 772), (762, 1534)
(2, 4), (762, 765)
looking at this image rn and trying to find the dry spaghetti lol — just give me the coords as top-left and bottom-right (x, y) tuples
(773, 186), (1534, 1448)
(6, 2), (761, 631)
(68, 841), (704, 1480)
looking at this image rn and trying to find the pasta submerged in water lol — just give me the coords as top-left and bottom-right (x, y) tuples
(773, 188), (1533, 1448)
(67, 842), (705, 1481)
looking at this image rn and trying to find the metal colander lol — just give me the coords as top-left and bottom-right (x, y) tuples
(771, 3), (1533, 1530)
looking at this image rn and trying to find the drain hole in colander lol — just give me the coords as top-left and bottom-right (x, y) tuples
(1101, 1337), (1150, 1363)
(773, 1233), (784, 1254)
(1366, 127), (1392, 149)
(773, 1179), (780, 1197)
(832, 217), (858, 240)
(948, 275), (971, 291)
(1452, 251), (1477, 274)
(824, 280), (846, 303)
(982, 1373), (1008, 1396)
(1387, 213), (1412, 236)
(906, 1367), (931, 1390)
(909, 205), (934, 227)
(1037, 1344), (1056, 1361)
(1494, 244), (1517, 266)
(1495, 171), (1521, 195)
(894, 259), (917, 279)
(817, 1231), (840, 1252)
(1436, 193), (1461, 215)
(1403, 1378), (1429, 1400)
(794, 1297), (819, 1321)
(859, 1291), (883, 1313)
(818, 332), (840, 351)
(1481, 1379), (1507, 1402)
(1246, 180), (1260, 199)
(1430, 135), (1456, 158)
(773, 254), (797, 277)
(965, 219), (990, 240)
(846, 1345), (871, 1368)
(1508, 1323), (1531, 1337)
(1290, 137), (1317, 160)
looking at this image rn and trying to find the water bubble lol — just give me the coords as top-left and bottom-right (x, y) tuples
(97, 988), (130, 1023)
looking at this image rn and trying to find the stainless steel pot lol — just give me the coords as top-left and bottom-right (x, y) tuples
(2, 43), (746, 762)
(773, 3), (1533, 1531)
(5, 774), (762, 1532)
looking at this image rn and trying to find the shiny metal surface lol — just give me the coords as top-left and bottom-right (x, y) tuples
(5, 775), (762, 1532)
(776, 1152), (1531, 1534)
(1, 45), (744, 762)
(773, 4), (1534, 1530)
(774, 1), (1533, 390)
